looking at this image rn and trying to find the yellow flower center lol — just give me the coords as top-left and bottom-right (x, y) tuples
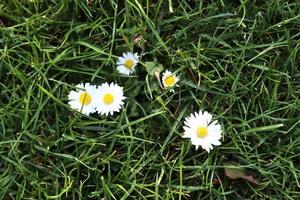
(79, 92), (92, 105)
(103, 93), (114, 105)
(164, 75), (176, 87)
(124, 59), (134, 69)
(196, 127), (208, 138)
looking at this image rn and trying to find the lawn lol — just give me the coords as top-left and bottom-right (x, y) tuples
(0, 0), (300, 199)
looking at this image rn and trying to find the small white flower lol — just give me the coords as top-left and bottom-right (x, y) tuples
(162, 70), (179, 91)
(95, 82), (125, 116)
(117, 52), (139, 75)
(68, 83), (97, 115)
(182, 110), (222, 153)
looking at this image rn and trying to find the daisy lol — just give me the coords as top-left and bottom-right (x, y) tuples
(117, 52), (139, 75)
(182, 110), (222, 153)
(68, 83), (97, 115)
(161, 70), (179, 91)
(95, 82), (125, 116)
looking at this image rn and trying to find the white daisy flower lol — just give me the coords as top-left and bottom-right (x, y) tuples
(162, 70), (179, 91)
(68, 83), (97, 115)
(95, 82), (125, 116)
(182, 110), (222, 153)
(117, 52), (139, 75)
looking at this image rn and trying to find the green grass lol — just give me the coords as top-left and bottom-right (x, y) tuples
(1, 0), (300, 199)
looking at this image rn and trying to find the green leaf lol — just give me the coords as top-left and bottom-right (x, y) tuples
(224, 162), (247, 179)
(224, 162), (259, 184)
(145, 61), (164, 76)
